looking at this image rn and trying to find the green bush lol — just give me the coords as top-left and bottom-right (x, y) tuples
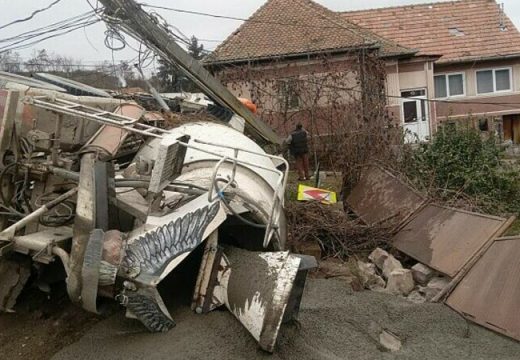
(402, 126), (520, 215)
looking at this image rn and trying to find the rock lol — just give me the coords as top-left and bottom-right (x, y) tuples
(357, 260), (386, 291)
(386, 269), (415, 296)
(411, 263), (435, 286)
(418, 276), (450, 300)
(379, 330), (402, 352)
(368, 248), (389, 270)
(407, 290), (427, 304)
(417, 286), (436, 301)
(417, 276), (450, 301)
(382, 255), (403, 279)
(427, 276), (450, 291)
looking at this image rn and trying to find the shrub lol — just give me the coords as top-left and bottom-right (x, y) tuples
(402, 126), (520, 215)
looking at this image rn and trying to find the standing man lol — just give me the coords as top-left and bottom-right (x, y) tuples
(286, 123), (310, 181)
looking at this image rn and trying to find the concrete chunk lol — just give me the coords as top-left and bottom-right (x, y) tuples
(357, 260), (386, 291)
(368, 248), (389, 270)
(379, 330), (402, 352)
(418, 276), (450, 300)
(411, 263), (435, 286)
(407, 290), (427, 304)
(427, 276), (450, 291)
(382, 255), (403, 279)
(386, 268), (415, 296)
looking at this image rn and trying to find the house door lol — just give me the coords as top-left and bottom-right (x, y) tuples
(401, 89), (430, 142)
(503, 114), (520, 144)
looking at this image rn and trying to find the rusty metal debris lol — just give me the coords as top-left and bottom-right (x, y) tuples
(346, 165), (426, 226)
(392, 204), (509, 277)
(348, 166), (518, 342)
(446, 236), (520, 342)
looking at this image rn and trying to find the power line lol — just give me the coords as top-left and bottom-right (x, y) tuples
(0, 18), (101, 54)
(0, 11), (101, 54)
(0, 0), (64, 31)
(140, 3), (371, 32)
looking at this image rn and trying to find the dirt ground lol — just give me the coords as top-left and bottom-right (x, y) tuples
(0, 284), (101, 360)
(1, 276), (510, 360)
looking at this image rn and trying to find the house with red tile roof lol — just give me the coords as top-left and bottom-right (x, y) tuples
(206, 0), (520, 144)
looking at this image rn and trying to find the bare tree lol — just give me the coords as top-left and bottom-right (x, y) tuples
(0, 51), (22, 72)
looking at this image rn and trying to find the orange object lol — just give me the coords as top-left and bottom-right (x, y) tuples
(239, 98), (257, 113)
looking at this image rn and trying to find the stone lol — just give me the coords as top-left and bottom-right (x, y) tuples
(382, 254), (403, 279)
(411, 263), (435, 286)
(407, 290), (427, 304)
(368, 248), (389, 270)
(379, 330), (402, 352)
(385, 269), (415, 296)
(357, 260), (386, 291)
(427, 276), (450, 291)
(418, 276), (450, 300)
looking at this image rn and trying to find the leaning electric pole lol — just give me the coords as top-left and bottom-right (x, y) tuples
(97, 0), (281, 145)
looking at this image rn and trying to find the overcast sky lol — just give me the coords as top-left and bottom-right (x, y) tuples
(2, 0), (520, 67)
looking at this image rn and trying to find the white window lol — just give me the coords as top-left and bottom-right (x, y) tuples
(434, 73), (465, 98)
(476, 68), (512, 94)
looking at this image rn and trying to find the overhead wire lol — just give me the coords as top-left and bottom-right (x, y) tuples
(0, 0), (64, 31)
(140, 3), (359, 31)
(0, 10), (102, 54)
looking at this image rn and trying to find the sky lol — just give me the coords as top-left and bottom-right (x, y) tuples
(1, 0), (520, 68)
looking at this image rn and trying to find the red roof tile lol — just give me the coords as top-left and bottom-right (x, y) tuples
(341, 0), (520, 63)
(206, 0), (414, 64)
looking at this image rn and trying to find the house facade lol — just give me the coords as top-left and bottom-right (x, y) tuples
(343, 0), (520, 144)
(206, 0), (520, 144)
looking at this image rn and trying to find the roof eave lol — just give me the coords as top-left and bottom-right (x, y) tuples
(437, 53), (520, 65)
(204, 43), (380, 67)
(379, 49), (419, 59)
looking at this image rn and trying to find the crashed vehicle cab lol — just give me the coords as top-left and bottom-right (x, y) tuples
(0, 73), (314, 352)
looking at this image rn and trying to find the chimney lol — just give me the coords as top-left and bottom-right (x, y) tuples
(499, 3), (507, 31)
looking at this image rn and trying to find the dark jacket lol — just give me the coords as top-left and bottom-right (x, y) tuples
(288, 129), (309, 156)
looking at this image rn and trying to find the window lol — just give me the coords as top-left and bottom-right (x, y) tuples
(278, 79), (300, 110)
(434, 73), (465, 98)
(476, 68), (512, 94)
(403, 101), (418, 123)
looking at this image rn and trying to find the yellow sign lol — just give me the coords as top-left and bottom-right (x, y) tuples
(297, 184), (337, 204)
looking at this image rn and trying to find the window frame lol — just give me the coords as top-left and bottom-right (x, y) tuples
(434, 72), (466, 98)
(278, 78), (300, 110)
(475, 67), (513, 95)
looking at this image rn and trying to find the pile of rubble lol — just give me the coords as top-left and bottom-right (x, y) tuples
(344, 164), (520, 343)
(357, 248), (450, 303)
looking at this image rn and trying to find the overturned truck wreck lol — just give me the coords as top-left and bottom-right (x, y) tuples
(0, 87), (314, 352)
(0, 1), (314, 352)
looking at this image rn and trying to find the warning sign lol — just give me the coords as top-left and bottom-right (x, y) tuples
(297, 184), (337, 205)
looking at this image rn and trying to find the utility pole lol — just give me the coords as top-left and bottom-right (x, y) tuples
(97, 0), (281, 145)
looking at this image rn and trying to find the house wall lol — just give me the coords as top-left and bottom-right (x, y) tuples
(434, 58), (520, 122)
(385, 58), (436, 135)
(212, 55), (364, 136)
(212, 54), (440, 141)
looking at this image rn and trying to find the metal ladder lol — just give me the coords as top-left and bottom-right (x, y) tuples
(25, 96), (169, 138)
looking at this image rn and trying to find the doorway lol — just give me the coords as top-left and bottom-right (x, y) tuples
(401, 89), (430, 142)
(503, 114), (520, 144)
